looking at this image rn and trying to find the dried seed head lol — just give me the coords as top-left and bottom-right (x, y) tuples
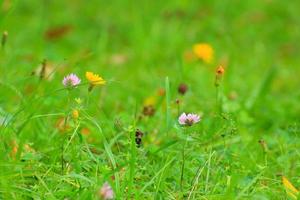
(135, 129), (144, 147)
(143, 105), (155, 117)
(178, 83), (188, 95)
(135, 137), (142, 144)
(44, 25), (72, 40)
(135, 129), (143, 138)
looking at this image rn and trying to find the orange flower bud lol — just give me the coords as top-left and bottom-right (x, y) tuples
(216, 66), (225, 75)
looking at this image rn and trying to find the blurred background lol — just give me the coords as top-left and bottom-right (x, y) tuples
(1, 0), (300, 198)
(1, 0), (299, 118)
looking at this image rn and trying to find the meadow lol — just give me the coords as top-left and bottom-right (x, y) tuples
(1, 0), (300, 199)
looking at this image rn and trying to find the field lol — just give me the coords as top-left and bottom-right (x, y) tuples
(1, 0), (300, 199)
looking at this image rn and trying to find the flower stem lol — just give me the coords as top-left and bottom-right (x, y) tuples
(61, 143), (64, 174)
(215, 85), (222, 114)
(88, 84), (94, 92)
(180, 130), (188, 192)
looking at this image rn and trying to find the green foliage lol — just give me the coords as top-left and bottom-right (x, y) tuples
(1, 0), (300, 199)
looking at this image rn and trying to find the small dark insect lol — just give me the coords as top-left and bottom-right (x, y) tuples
(135, 129), (144, 148)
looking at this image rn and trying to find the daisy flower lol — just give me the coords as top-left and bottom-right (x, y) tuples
(86, 71), (106, 85)
(62, 73), (81, 87)
(178, 113), (201, 126)
(86, 71), (106, 91)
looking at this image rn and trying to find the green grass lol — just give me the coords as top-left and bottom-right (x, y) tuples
(1, 0), (300, 199)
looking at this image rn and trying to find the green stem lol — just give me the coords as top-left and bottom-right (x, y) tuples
(128, 118), (137, 199)
(86, 90), (91, 108)
(180, 130), (188, 192)
(61, 143), (64, 174)
(215, 86), (220, 113)
(165, 77), (171, 132)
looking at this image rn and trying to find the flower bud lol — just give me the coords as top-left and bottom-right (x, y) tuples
(178, 83), (188, 95)
(72, 109), (79, 120)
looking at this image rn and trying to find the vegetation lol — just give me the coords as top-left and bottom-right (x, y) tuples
(1, 0), (300, 199)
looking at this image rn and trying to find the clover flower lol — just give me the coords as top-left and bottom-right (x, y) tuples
(193, 43), (214, 64)
(98, 182), (114, 200)
(178, 113), (200, 126)
(62, 73), (81, 87)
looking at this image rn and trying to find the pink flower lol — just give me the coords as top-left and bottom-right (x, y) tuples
(98, 182), (114, 200)
(178, 113), (200, 126)
(62, 73), (81, 87)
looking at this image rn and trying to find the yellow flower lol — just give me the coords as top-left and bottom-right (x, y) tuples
(193, 43), (214, 64)
(72, 109), (79, 119)
(86, 72), (106, 85)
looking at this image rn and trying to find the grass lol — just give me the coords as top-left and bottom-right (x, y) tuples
(1, 0), (300, 199)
